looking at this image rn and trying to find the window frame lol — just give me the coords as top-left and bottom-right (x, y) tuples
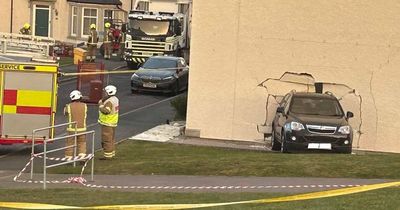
(136, 1), (150, 11)
(81, 7), (98, 38)
(71, 6), (78, 36)
(104, 9), (114, 24)
(178, 3), (189, 14)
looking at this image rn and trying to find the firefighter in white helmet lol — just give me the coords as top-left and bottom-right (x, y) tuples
(64, 90), (88, 159)
(98, 85), (119, 160)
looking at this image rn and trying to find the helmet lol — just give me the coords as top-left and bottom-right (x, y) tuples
(23, 23), (30, 29)
(104, 85), (117, 96)
(105, 22), (111, 28)
(69, 90), (82, 101)
(90, 24), (96, 29)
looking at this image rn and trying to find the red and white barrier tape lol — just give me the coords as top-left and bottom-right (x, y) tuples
(13, 154), (93, 185)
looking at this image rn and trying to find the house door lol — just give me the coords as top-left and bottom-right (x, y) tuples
(34, 5), (50, 37)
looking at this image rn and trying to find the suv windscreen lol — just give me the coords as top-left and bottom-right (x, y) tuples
(289, 96), (344, 116)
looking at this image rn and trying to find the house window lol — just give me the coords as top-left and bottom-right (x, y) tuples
(82, 8), (98, 36)
(104, 10), (114, 26)
(136, 1), (149, 11)
(178, 3), (189, 14)
(71, 6), (78, 36)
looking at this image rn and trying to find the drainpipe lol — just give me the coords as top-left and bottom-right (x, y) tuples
(10, 0), (14, 33)
(130, 0), (133, 11)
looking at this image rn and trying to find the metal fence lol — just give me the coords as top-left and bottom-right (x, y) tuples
(0, 32), (55, 58)
(30, 122), (95, 189)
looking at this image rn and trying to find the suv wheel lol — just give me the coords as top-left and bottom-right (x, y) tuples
(271, 129), (281, 151)
(281, 131), (289, 153)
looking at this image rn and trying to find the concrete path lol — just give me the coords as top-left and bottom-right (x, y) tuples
(0, 170), (391, 193)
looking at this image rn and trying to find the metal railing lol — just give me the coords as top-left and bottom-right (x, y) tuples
(30, 122), (95, 189)
(0, 32), (55, 57)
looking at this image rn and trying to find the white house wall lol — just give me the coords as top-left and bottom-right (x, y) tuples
(186, 0), (400, 153)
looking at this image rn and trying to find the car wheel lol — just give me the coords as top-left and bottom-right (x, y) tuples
(127, 61), (139, 70)
(338, 147), (352, 154)
(271, 129), (281, 151)
(280, 130), (289, 153)
(171, 82), (179, 96)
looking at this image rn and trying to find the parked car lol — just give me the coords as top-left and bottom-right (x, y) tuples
(271, 91), (354, 153)
(130, 56), (189, 95)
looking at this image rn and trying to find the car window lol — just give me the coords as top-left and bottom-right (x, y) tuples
(142, 58), (177, 69)
(284, 94), (292, 113)
(289, 97), (344, 116)
(280, 94), (290, 107)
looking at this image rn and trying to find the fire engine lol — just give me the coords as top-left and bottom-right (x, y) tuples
(0, 32), (58, 144)
(124, 3), (191, 69)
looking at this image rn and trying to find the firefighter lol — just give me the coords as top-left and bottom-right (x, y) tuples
(19, 23), (31, 35)
(98, 85), (119, 160)
(64, 90), (87, 159)
(86, 24), (98, 62)
(103, 22), (114, 60)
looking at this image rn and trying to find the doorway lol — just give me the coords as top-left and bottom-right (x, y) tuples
(34, 5), (50, 37)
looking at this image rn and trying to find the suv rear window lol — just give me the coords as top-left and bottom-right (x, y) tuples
(290, 96), (344, 116)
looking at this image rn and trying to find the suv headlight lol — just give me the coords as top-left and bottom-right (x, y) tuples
(126, 34), (132, 41)
(290, 122), (305, 131)
(338, 126), (351, 134)
(163, 76), (174, 80)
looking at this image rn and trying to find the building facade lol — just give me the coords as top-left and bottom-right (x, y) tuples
(1, 0), (133, 43)
(186, 0), (400, 153)
(1, 0), (192, 43)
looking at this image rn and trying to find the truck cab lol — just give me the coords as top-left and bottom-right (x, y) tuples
(124, 10), (189, 69)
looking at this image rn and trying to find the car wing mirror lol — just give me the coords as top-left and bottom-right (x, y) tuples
(346, 111), (354, 119)
(277, 107), (285, 114)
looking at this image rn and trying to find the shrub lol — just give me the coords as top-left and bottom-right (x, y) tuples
(170, 95), (187, 120)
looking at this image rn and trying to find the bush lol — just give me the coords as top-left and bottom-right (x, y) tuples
(170, 95), (187, 120)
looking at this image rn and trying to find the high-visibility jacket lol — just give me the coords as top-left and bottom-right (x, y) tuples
(64, 101), (87, 132)
(98, 96), (119, 127)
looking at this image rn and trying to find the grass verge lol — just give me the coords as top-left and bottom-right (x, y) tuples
(49, 141), (400, 179)
(0, 188), (399, 210)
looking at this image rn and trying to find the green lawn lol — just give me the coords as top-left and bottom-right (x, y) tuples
(0, 188), (399, 210)
(50, 140), (400, 179)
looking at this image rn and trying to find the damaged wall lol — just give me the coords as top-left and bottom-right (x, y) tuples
(186, 0), (400, 152)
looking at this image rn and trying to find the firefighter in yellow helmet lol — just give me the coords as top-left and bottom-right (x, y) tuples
(103, 22), (114, 60)
(64, 90), (88, 159)
(86, 24), (98, 62)
(19, 23), (31, 35)
(98, 85), (119, 160)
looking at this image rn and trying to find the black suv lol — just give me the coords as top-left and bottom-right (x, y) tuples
(271, 92), (354, 153)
